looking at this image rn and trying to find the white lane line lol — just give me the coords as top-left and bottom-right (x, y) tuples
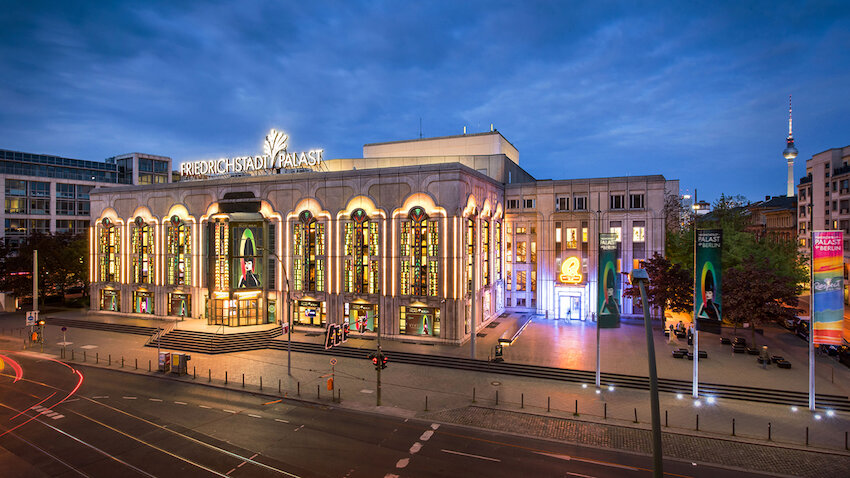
(360, 389), (374, 394)
(274, 418), (289, 423)
(51, 414), (64, 420)
(199, 405), (211, 409)
(420, 430), (434, 441)
(409, 442), (422, 454)
(430, 423), (440, 430)
(92, 396), (108, 399)
(174, 401), (187, 405)
(294, 425), (304, 432)
(223, 409), (237, 414)
(567, 473), (597, 478)
(149, 398), (163, 402)
(572, 457), (638, 471)
(395, 458), (409, 469)
(384, 474), (399, 478)
(226, 468), (236, 476)
(441, 449), (500, 462)
(122, 396), (137, 400)
(248, 414), (262, 419)
(44, 411), (58, 418)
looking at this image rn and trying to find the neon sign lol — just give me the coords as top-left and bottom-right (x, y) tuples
(558, 257), (583, 284)
(179, 129), (324, 178)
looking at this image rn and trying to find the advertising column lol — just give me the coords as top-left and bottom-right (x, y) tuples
(811, 231), (844, 409)
(595, 232), (619, 388)
(693, 228), (722, 398)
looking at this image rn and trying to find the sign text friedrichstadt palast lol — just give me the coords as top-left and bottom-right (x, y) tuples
(179, 129), (323, 178)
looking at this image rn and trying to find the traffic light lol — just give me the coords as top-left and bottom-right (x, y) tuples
(380, 354), (388, 369)
(370, 352), (379, 370)
(342, 322), (350, 342)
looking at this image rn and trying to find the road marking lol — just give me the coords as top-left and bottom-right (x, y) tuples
(384, 474), (399, 478)
(395, 458), (409, 469)
(199, 405), (211, 409)
(430, 423), (440, 430)
(56, 342), (73, 346)
(572, 457), (638, 471)
(226, 468), (236, 476)
(223, 409), (237, 414)
(52, 414), (64, 420)
(149, 398), (163, 402)
(420, 430), (434, 441)
(248, 414), (262, 419)
(294, 425), (304, 432)
(122, 396), (137, 400)
(441, 449), (500, 462)
(567, 473), (596, 478)
(360, 389), (374, 394)
(80, 345), (98, 349)
(409, 442), (422, 454)
(274, 418), (289, 423)
(174, 401), (187, 405)
(92, 396), (108, 399)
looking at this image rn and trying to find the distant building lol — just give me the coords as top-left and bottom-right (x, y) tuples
(745, 195), (797, 242)
(0, 149), (171, 247)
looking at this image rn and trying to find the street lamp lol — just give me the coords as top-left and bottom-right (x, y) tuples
(629, 268), (663, 478)
(276, 255), (295, 376)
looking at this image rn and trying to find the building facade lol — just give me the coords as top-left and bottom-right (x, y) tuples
(1, 149), (171, 246)
(88, 130), (676, 345)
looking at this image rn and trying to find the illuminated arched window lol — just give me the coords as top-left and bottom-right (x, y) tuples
(495, 221), (502, 281)
(482, 219), (490, 287)
(293, 210), (325, 292)
(400, 206), (438, 296)
(344, 209), (379, 294)
(166, 215), (191, 286)
(131, 216), (153, 284)
(98, 217), (120, 282)
(466, 218), (475, 295)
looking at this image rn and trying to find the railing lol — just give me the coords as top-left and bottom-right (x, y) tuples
(147, 321), (176, 346)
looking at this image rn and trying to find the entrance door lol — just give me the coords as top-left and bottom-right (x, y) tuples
(569, 296), (582, 320)
(558, 296), (570, 320)
(558, 294), (582, 320)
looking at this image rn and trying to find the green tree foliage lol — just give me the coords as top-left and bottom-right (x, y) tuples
(624, 253), (692, 323)
(0, 233), (89, 306)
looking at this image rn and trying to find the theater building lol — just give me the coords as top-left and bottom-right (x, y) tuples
(89, 129), (677, 344)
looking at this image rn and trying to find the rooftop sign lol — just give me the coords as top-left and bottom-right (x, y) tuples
(179, 129), (323, 178)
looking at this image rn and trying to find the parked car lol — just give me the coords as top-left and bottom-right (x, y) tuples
(838, 346), (850, 368)
(796, 321), (810, 341)
(783, 317), (799, 330)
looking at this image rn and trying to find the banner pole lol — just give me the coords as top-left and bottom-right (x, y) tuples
(692, 228), (698, 398)
(809, 231), (815, 411)
(595, 317), (601, 388)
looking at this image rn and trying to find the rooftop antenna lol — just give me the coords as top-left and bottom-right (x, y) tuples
(490, 123), (494, 132)
(419, 117), (422, 139)
(463, 126), (467, 135)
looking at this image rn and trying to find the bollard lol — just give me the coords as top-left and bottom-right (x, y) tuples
(96, 352), (98, 364)
(473, 387), (476, 403)
(634, 408), (638, 424)
(574, 399), (579, 417)
(338, 389), (341, 403)
(298, 381), (301, 396)
(806, 427), (809, 446)
(193, 366), (196, 379)
(71, 349), (75, 361)
(260, 376), (263, 391)
(521, 393), (524, 409)
(547, 396), (551, 412)
(225, 371), (228, 385)
(108, 354), (111, 366)
(209, 369), (211, 382)
(242, 374), (245, 388)
(317, 384), (320, 400)
(121, 357), (124, 368)
(665, 410), (668, 427)
(732, 418), (736, 436)
(135, 358), (138, 370)
(149, 359), (151, 371)
(279, 379), (281, 394)
(768, 422), (772, 441)
(845, 431), (847, 450)
(495, 390), (499, 406)
(696, 414), (700, 431)
(604, 403), (607, 419)
(84, 350), (86, 362)
(425, 395), (429, 411)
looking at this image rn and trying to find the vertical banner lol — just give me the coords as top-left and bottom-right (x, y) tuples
(598, 233), (620, 328)
(695, 229), (722, 334)
(812, 231), (844, 345)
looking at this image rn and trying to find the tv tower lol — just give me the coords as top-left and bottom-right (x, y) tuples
(782, 95), (798, 197)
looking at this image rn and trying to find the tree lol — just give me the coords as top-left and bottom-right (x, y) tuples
(625, 253), (692, 324)
(0, 232), (89, 306)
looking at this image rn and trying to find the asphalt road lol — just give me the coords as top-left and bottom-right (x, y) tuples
(0, 350), (783, 478)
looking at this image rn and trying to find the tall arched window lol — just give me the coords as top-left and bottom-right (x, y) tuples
(131, 216), (153, 284)
(466, 217), (475, 295)
(495, 221), (502, 281)
(166, 215), (191, 286)
(482, 219), (490, 287)
(400, 207), (438, 296)
(98, 218), (120, 282)
(344, 209), (379, 294)
(293, 210), (325, 292)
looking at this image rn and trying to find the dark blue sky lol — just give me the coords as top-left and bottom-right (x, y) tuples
(2, 1), (848, 203)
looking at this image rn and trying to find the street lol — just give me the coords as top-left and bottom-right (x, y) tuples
(0, 350), (773, 478)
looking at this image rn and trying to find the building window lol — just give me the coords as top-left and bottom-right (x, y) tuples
(31, 219), (49, 235)
(506, 264), (512, 290)
(168, 293), (191, 317)
(29, 199), (49, 215)
(29, 181), (49, 197)
(482, 219), (490, 287)
(565, 228), (578, 248)
(166, 216), (191, 286)
(401, 207), (438, 297)
(100, 289), (120, 311)
(55, 220), (73, 234)
(507, 199), (520, 209)
(530, 270), (537, 292)
(5, 218), (28, 236)
(343, 209), (379, 295)
(399, 306), (440, 336)
(56, 183), (75, 199)
(212, 219), (229, 290)
(523, 198), (535, 208)
(517, 241), (527, 262)
(556, 197), (569, 211)
(629, 193), (645, 209)
(77, 201), (91, 216)
(133, 290), (154, 314)
(516, 271), (527, 291)
(495, 221), (502, 281)
(610, 194), (625, 210)
(5, 197), (26, 214)
(5, 179), (26, 196)
(56, 200), (75, 216)
(610, 225), (622, 242)
(466, 217), (475, 295)
(574, 196), (587, 210)
(131, 217), (154, 284)
(633, 221), (646, 259)
(293, 210), (326, 292)
(98, 218), (120, 282)
(530, 241), (537, 263)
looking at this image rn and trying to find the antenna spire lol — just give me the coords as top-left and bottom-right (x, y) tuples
(787, 94), (793, 139)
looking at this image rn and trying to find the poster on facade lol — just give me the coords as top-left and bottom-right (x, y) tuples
(695, 229), (722, 333)
(597, 233), (620, 328)
(237, 228), (261, 288)
(812, 231), (844, 345)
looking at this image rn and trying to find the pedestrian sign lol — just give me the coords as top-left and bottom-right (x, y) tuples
(330, 358), (337, 366)
(26, 311), (38, 326)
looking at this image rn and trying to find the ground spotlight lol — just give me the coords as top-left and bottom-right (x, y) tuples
(826, 410), (835, 417)
(791, 406), (798, 412)
(815, 414), (822, 420)
(676, 393), (683, 400)
(608, 385), (614, 392)
(706, 396), (716, 404)
(694, 400), (701, 407)
(582, 383), (587, 389)
(595, 389), (601, 394)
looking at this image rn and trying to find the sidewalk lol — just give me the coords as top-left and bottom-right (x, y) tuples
(3, 318), (849, 464)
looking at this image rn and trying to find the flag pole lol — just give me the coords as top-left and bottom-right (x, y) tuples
(809, 230), (815, 411)
(595, 193), (602, 389)
(692, 227), (699, 398)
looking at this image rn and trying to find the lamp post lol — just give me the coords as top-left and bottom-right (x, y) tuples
(276, 255), (294, 376)
(630, 268), (663, 478)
